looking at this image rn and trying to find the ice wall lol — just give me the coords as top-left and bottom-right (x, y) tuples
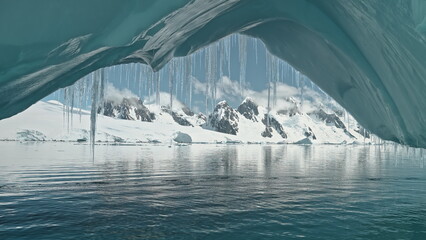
(0, 0), (425, 147)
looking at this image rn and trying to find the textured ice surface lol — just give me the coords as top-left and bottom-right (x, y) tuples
(0, 0), (425, 146)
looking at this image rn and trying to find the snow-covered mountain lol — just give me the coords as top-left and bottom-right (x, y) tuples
(0, 93), (373, 145)
(206, 101), (240, 135)
(202, 97), (370, 144)
(100, 97), (155, 122)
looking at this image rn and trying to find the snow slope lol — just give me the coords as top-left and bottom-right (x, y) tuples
(0, 100), (232, 144)
(0, 99), (371, 145)
(0, 1), (425, 146)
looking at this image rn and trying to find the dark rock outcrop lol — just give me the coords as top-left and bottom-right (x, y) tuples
(261, 127), (273, 138)
(304, 127), (317, 140)
(196, 112), (207, 126)
(262, 115), (288, 139)
(171, 112), (193, 126)
(207, 101), (239, 135)
(197, 113), (207, 122)
(100, 98), (155, 122)
(134, 101), (156, 122)
(310, 109), (345, 129)
(354, 125), (371, 138)
(334, 109), (344, 117)
(182, 106), (195, 116)
(237, 97), (259, 122)
(310, 109), (357, 139)
(161, 106), (193, 127)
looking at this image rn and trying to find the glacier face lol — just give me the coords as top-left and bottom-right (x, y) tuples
(0, 0), (425, 147)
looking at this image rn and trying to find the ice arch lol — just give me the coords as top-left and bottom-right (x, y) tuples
(0, 0), (425, 147)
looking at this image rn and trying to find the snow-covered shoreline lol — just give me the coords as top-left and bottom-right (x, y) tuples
(0, 99), (373, 145)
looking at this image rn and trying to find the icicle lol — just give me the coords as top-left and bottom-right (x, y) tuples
(282, 62), (286, 85)
(189, 76), (193, 109)
(85, 74), (91, 107)
(151, 70), (155, 102)
(155, 71), (160, 105)
(99, 69), (106, 105)
(300, 78), (304, 109)
(168, 60), (175, 109)
(363, 127), (366, 145)
(264, 45), (272, 125)
(190, 54), (196, 109)
(78, 77), (85, 123)
(119, 65), (123, 84)
(205, 46), (210, 113)
(145, 65), (150, 96)
(238, 34), (247, 97)
(199, 48), (203, 73)
(69, 86), (75, 131)
(267, 81), (271, 128)
(62, 86), (76, 133)
(266, 48), (284, 109)
(147, 67), (153, 99)
(254, 38), (258, 64)
(225, 36), (231, 76)
(184, 56), (192, 106)
(296, 70), (300, 89)
(127, 63), (131, 89)
(179, 58), (184, 101)
(266, 50), (270, 85)
(62, 88), (66, 128)
(134, 63), (139, 92)
(127, 63), (131, 88)
(211, 44), (218, 109)
(90, 69), (101, 156)
(174, 59), (179, 101)
(179, 58), (184, 100)
(138, 64), (143, 98)
(272, 55), (278, 108)
(347, 111), (350, 132)
(219, 40), (224, 78)
(174, 59), (179, 100)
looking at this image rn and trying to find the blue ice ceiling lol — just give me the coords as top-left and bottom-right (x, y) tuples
(0, 0), (425, 147)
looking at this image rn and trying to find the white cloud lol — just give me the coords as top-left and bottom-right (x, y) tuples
(188, 75), (347, 115)
(104, 83), (139, 104)
(104, 76), (345, 115)
(191, 76), (304, 110)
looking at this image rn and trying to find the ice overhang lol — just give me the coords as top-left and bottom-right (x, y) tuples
(0, 0), (425, 147)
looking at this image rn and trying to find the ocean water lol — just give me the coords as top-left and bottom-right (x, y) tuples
(0, 142), (425, 240)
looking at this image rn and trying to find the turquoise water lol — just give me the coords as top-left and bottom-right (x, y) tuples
(0, 143), (425, 239)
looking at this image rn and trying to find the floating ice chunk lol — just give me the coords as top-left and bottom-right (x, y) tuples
(173, 131), (192, 144)
(16, 130), (47, 141)
(294, 138), (313, 145)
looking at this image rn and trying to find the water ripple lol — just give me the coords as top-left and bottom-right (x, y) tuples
(1, 143), (426, 239)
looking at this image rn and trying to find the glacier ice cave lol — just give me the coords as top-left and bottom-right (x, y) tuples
(0, 0), (425, 147)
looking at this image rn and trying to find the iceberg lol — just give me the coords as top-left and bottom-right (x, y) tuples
(173, 131), (192, 144)
(0, 0), (425, 147)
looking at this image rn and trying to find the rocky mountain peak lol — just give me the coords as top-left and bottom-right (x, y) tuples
(161, 106), (193, 127)
(182, 106), (195, 116)
(310, 109), (345, 129)
(237, 97), (259, 122)
(100, 97), (155, 122)
(262, 115), (288, 139)
(207, 101), (239, 135)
